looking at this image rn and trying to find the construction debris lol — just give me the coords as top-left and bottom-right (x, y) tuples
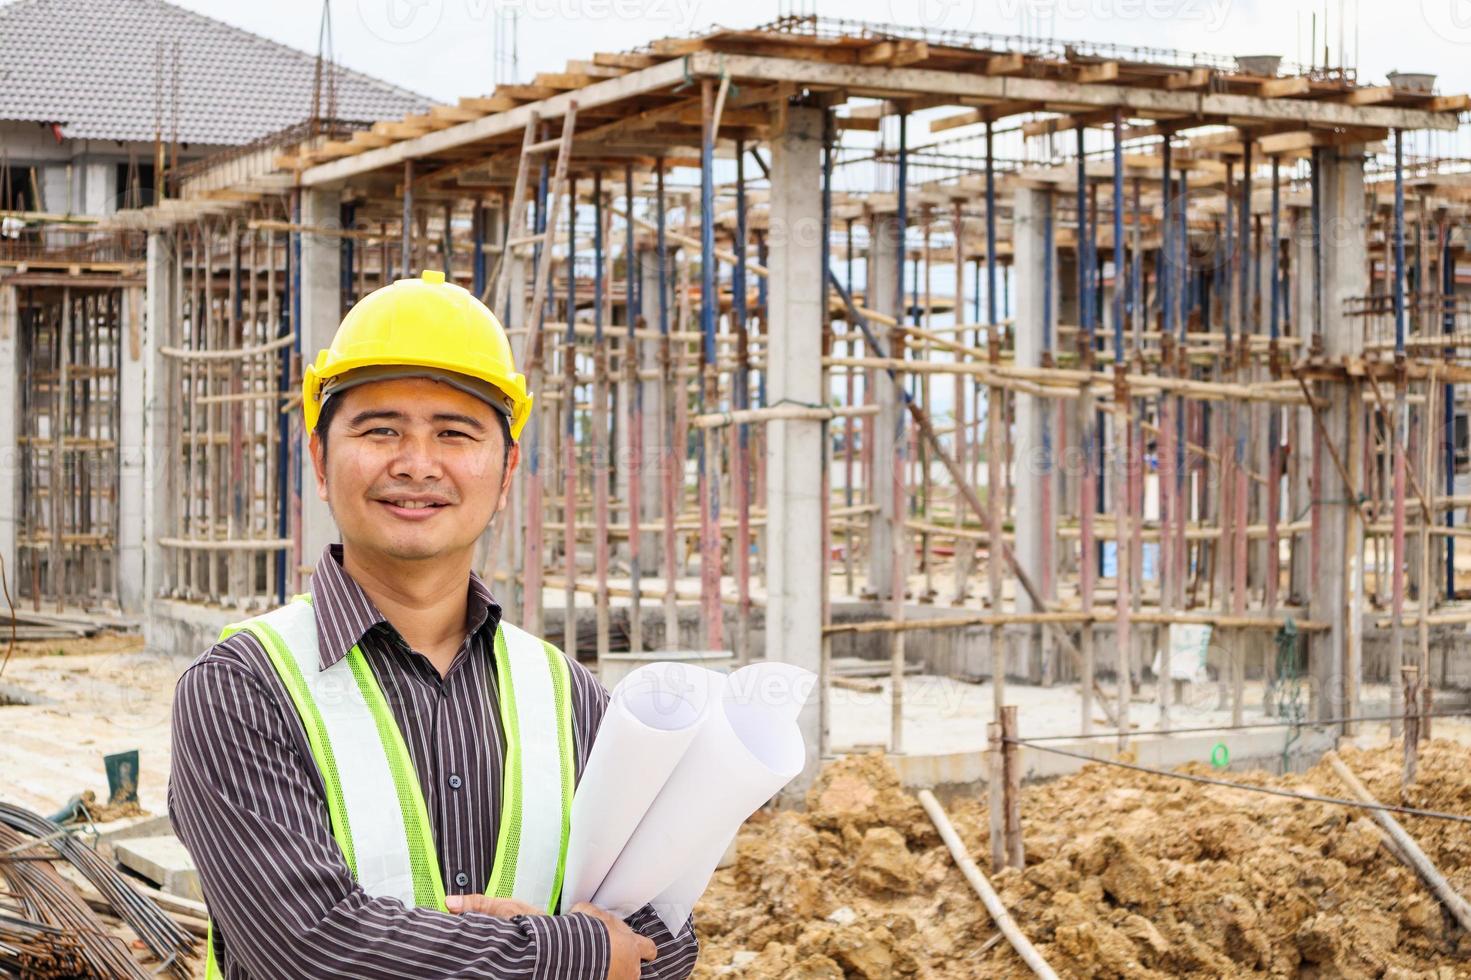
(693, 745), (1471, 978)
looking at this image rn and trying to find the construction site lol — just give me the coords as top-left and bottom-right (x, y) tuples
(5, 0), (1471, 976)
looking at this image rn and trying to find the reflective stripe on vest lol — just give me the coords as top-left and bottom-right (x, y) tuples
(203, 597), (575, 979)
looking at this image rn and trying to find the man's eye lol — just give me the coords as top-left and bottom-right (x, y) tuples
(440, 429), (470, 440)
(367, 427), (397, 437)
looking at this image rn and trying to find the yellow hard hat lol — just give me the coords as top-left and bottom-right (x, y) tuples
(302, 269), (532, 440)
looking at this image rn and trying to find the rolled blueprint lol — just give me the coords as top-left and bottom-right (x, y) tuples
(588, 660), (813, 934)
(560, 661), (724, 911)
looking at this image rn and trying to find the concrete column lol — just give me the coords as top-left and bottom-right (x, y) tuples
(765, 104), (825, 792)
(1308, 145), (1367, 724)
(1012, 187), (1054, 614)
(84, 162), (115, 216)
(142, 233), (177, 634)
(0, 285), (16, 597)
(299, 189), (343, 572)
(117, 284), (146, 613)
(1288, 207), (1315, 604)
(866, 211), (901, 599)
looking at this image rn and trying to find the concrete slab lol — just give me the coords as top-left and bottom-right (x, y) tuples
(113, 834), (202, 902)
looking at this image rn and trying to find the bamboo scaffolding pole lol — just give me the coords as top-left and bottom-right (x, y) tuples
(918, 789), (1060, 980)
(1325, 751), (1471, 933)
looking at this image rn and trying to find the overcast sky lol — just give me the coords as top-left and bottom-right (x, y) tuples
(166, 0), (1471, 108)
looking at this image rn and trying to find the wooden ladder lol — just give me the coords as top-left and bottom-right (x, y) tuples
(486, 101), (577, 636)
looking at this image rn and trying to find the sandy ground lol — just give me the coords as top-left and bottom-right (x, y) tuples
(0, 634), (174, 819)
(694, 744), (1471, 979)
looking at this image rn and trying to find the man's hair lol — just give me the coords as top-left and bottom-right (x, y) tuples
(316, 392), (513, 468)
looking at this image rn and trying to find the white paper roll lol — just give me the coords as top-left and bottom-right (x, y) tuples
(589, 661), (813, 932)
(560, 661), (723, 911)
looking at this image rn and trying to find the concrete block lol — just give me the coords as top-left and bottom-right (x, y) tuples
(113, 834), (202, 902)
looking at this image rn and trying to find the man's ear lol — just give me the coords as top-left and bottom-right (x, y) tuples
(495, 441), (520, 516)
(309, 429), (329, 502)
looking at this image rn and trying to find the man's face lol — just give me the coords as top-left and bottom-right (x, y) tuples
(309, 377), (518, 564)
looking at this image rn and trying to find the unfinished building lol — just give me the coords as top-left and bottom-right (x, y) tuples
(5, 15), (1471, 788)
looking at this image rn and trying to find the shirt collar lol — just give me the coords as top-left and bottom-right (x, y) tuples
(309, 544), (503, 671)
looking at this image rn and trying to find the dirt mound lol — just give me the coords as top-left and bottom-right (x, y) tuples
(693, 743), (1471, 978)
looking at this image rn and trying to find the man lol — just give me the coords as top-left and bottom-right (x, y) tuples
(170, 270), (699, 979)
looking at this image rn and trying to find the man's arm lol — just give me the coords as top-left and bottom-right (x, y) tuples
(566, 662), (701, 979)
(169, 646), (611, 980)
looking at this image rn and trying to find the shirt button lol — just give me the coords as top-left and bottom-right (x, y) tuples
(448, 774), (463, 790)
(455, 872), (469, 888)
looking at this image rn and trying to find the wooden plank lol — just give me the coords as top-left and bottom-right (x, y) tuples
(1074, 61), (1119, 84)
(1424, 93), (1471, 112)
(349, 130), (396, 149)
(1257, 76), (1311, 98)
(1021, 107), (1123, 137)
(309, 140), (358, 161)
(563, 60), (629, 78)
(401, 112), (456, 131)
(495, 84), (563, 101)
(859, 39), (930, 67)
(1164, 67), (1213, 91)
(430, 104), (484, 123)
(1337, 85), (1394, 105)
(533, 72), (598, 90)
(1258, 126), (1387, 155)
(929, 108), (981, 133)
(985, 52), (1026, 76)
(649, 37), (705, 56)
(372, 120), (431, 139)
(593, 52), (661, 69)
(459, 95), (520, 113)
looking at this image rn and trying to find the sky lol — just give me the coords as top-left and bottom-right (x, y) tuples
(162, 0), (1471, 109)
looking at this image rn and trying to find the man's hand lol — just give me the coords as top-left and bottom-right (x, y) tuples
(569, 902), (657, 980)
(444, 894), (543, 917)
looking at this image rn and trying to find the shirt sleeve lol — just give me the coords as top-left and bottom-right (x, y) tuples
(564, 659), (701, 979)
(169, 642), (611, 980)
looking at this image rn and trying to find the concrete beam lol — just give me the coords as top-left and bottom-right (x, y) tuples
(765, 104), (825, 795)
(697, 54), (1461, 133)
(299, 190), (343, 574)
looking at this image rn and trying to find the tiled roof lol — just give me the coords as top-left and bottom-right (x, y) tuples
(0, 0), (432, 145)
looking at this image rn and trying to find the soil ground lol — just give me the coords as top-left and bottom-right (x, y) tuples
(694, 742), (1471, 979)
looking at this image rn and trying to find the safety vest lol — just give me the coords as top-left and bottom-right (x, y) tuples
(203, 596), (576, 979)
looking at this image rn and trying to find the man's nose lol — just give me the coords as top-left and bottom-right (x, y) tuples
(389, 432), (444, 481)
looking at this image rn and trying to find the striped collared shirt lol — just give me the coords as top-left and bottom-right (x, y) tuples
(168, 545), (699, 979)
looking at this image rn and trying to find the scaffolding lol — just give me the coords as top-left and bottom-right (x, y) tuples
(47, 15), (1471, 754)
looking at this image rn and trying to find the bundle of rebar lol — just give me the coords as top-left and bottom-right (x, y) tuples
(0, 802), (195, 978)
(0, 909), (87, 977)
